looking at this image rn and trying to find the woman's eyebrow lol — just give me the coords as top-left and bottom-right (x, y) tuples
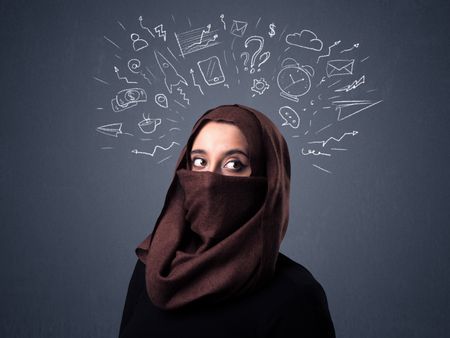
(190, 148), (249, 157)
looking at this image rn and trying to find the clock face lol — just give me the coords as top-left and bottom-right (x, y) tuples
(277, 66), (311, 97)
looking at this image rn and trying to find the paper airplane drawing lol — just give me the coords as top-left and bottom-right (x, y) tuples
(96, 123), (123, 137)
(332, 100), (382, 121)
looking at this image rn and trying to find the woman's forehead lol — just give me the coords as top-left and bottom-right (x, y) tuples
(191, 121), (248, 149)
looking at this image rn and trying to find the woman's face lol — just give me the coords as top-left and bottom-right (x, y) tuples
(189, 121), (252, 177)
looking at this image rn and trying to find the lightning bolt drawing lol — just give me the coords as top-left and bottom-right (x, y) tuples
(308, 131), (358, 147)
(335, 75), (365, 92)
(177, 87), (190, 105)
(154, 24), (167, 41)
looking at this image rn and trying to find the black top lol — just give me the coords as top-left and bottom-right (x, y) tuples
(119, 253), (335, 338)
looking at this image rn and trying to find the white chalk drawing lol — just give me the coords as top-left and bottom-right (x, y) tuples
(155, 93), (168, 108)
(128, 58), (151, 85)
(279, 106), (300, 129)
(138, 16), (155, 37)
(190, 68), (205, 95)
(308, 131), (358, 147)
(175, 24), (220, 57)
(94, 15), (384, 174)
(93, 76), (109, 85)
(327, 80), (341, 88)
(312, 164), (332, 174)
(158, 155), (172, 164)
(131, 141), (180, 157)
(316, 76), (327, 87)
(340, 43), (359, 53)
(326, 59), (355, 77)
(103, 35), (122, 50)
(220, 14), (226, 30)
(117, 21), (126, 31)
(332, 100), (382, 121)
(174, 99), (186, 109)
(251, 78), (270, 96)
(335, 75), (365, 92)
(230, 20), (248, 38)
(360, 56), (370, 63)
(277, 58), (314, 102)
(197, 56), (225, 86)
(301, 148), (331, 156)
(244, 36), (270, 74)
(154, 24), (167, 41)
(114, 66), (137, 84)
(278, 25), (288, 41)
(138, 113), (162, 134)
(96, 123), (124, 137)
(240, 52), (250, 71)
(130, 33), (148, 51)
(285, 29), (323, 51)
(177, 87), (190, 105)
(154, 50), (188, 93)
(255, 17), (262, 29)
(111, 88), (147, 112)
(315, 123), (333, 134)
(268, 23), (276, 38)
(165, 47), (178, 62)
(316, 40), (341, 63)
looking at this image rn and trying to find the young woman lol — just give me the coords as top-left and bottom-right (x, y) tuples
(119, 104), (335, 338)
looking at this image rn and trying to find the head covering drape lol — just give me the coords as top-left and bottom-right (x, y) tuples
(135, 104), (291, 310)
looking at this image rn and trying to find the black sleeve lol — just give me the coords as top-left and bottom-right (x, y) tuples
(266, 282), (336, 338)
(118, 259), (146, 337)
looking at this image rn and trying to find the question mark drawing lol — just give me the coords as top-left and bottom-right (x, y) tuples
(240, 52), (250, 71)
(244, 36), (271, 74)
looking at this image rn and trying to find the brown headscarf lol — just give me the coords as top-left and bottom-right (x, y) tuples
(135, 104), (291, 310)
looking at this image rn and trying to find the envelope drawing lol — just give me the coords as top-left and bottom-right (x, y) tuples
(326, 59), (355, 77)
(230, 20), (248, 38)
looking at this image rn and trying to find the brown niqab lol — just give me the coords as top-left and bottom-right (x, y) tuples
(135, 104), (291, 310)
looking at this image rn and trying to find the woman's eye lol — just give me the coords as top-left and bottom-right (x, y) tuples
(225, 160), (245, 171)
(192, 158), (206, 167)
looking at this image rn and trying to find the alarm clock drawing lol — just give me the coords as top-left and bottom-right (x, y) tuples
(277, 58), (315, 102)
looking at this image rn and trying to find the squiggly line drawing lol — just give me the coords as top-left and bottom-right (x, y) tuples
(131, 142), (180, 157)
(177, 87), (190, 105)
(340, 43), (359, 53)
(190, 68), (204, 95)
(308, 131), (358, 147)
(316, 40), (341, 64)
(138, 16), (155, 37)
(301, 148), (331, 157)
(220, 14), (226, 30)
(114, 66), (137, 84)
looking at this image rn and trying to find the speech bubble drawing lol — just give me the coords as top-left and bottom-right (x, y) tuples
(278, 106), (300, 129)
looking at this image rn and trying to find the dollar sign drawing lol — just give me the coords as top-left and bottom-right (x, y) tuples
(268, 23), (276, 38)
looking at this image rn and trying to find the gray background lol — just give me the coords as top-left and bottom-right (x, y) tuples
(1, 0), (449, 337)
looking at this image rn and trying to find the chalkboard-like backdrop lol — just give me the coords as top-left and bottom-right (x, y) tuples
(1, 0), (449, 337)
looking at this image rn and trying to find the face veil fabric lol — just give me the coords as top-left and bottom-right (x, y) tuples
(135, 104), (291, 310)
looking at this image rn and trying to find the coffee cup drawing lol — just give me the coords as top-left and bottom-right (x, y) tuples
(138, 114), (162, 134)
